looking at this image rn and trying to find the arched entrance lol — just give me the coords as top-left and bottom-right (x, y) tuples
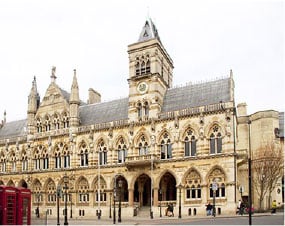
(134, 174), (151, 207)
(159, 172), (176, 201)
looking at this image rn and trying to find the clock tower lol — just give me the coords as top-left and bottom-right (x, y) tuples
(127, 18), (174, 121)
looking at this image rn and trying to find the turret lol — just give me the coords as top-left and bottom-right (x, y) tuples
(27, 76), (40, 134)
(69, 69), (80, 128)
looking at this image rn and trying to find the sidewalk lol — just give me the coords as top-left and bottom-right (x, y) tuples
(32, 211), (283, 225)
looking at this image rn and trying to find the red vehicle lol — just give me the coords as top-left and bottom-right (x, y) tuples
(0, 185), (31, 225)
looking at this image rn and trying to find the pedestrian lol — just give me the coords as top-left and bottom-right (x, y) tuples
(237, 200), (241, 215)
(206, 202), (213, 216)
(239, 201), (245, 215)
(271, 200), (277, 214)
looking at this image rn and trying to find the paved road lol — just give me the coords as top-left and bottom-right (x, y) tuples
(32, 212), (284, 225)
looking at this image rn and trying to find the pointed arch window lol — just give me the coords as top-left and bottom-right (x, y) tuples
(137, 103), (142, 118)
(53, 114), (60, 129)
(160, 132), (172, 160)
(36, 118), (43, 133)
(11, 154), (17, 172)
(184, 129), (197, 157)
(34, 150), (41, 170)
(78, 178), (89, 203)
(117, 138), (127, 164)
(63, 147), (70, 168)
(22, 155), (28, 171)
(55, 152), (61, 168)
(209, 126), (223, 154)
(135, 62), (140, 76)
(0, 155), (6, 172)
(80, 144), (89, 167)
(146, 60), (150, 73)
(141, 61), (146, 74)
(42, 149), (49, 170)
(45, 115), (51, 131)
(144, 102), (149, 117)
(62, 112), (69, 128)
(138, 135), (149, 155)
(185, 170), (201, 200)
(98, 141), (107, 165)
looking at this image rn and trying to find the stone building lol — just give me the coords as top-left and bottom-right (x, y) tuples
(0, 18), (283, 218)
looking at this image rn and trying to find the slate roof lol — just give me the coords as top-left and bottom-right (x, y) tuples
(0, 119), (27, 139)
(162, 77), (231, 112)
(0, 77), (232, 138)
(138, 18), (161, 43)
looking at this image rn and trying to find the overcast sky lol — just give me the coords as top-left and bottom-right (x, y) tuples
(0, 0), (284, 122)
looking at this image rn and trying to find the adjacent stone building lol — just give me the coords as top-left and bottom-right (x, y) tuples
(0, 18), (283, 218)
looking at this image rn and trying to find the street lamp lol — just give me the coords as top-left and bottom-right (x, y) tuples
(113, 186), (116, 224)
(56, 185), (61, 226)
(63, 174), (69, 225)
(69, 193), (73, 219)
(212, 180), (218, 217)
(248, 120), (252, 225)
(109, 192), (112, 219)
(178, 184), (182, 218)
(118, 179), (122, 223)
(159, 189), (162, 218)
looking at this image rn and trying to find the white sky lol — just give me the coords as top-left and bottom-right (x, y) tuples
(0, 0), (284, 122)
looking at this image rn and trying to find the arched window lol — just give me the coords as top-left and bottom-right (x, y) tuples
(22, 154), (28, 171)
(209, 125), (223, 154)
(78, 178), (89, 203)
(160, 132), (172, 160)
(144, 102), (149, 117)
(80, 143), (89, 167)
(98, 140), (107, 165)
(36, 118), (42, 133)
(135, 62), (140, 76)
(185, 170), (201, 200)
(138, 135), (148, 155)
(42, 149), (49, 170)
(62, 112), (69, 128)
(209, 169), (226, 199)
(34, 149), (41, 170)
(137, 103), (142, 118)
(146, 60), (150, 73)
(55, 152), (61, 169)
(184, 129), (197, 157)
(11, 154), (17, 172)
(141, 61), (146, 74)
(53, 114), (60, 129)
(63, 146), (70, 168)
(117, 138), (127, 164)
(47, 180), (56, 203)
(45, 115), (51, 131)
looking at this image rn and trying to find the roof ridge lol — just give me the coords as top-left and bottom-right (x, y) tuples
(170, 75), (230, 90)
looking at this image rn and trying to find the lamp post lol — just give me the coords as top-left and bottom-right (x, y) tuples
(109, 192), (112, 219)
(212, 180), (218, 217)
(56, 185), (61, 226)
(159, 189), (162, 218)
(37, 193), (40, 218)
(113, 187), (116, 224)
(178, 184), (182, 218)
(63, 174), (69, 225)
(118, 179), (122, 223)
(69, 194), (72, 219)
(248, 120), (252, 225)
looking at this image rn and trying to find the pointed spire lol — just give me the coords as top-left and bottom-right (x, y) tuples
(51, 66), (57, 83)
(3, 110), (6, 124)
(138, 18), (161, 43)
(70, 69), (80, 104)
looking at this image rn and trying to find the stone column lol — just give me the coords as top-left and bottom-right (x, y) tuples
(153, 188), (158, 206)
(128, 189), (134, 207)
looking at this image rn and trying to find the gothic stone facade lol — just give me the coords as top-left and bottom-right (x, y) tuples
(0, 19), (283, 218)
